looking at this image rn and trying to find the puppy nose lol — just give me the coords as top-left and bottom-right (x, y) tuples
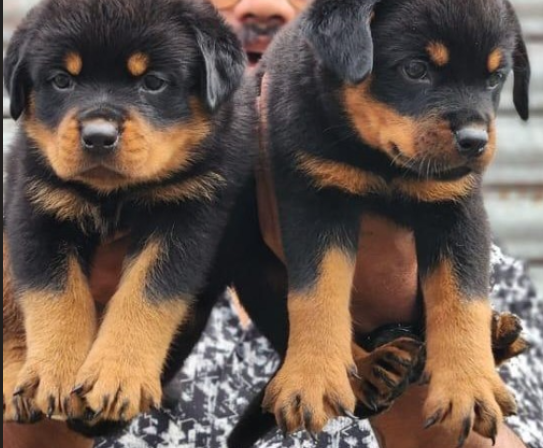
(81, 120), (119, 156)
(455, 128), (489, 158)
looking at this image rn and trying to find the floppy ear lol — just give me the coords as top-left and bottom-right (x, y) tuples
(302, 0), (380, 84)
(194, 23), (247, 112)
(4, 25), (33, 120)
(504, 1), (531, 121)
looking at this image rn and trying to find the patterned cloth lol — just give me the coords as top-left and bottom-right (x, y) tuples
(95, 246), (543, 448)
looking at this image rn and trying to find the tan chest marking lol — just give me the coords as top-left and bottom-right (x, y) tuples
(296, 153), (386, 195)
(296, 152), (476, 202)
(135, 172), (226, 206)
(26, 179), (105, 232)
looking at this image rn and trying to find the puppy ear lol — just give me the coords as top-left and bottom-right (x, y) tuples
(504, 1), (530, 121)
(4, 24), (33, 120)
(302, 0), (379, 84)
(194, 23), (246, 112)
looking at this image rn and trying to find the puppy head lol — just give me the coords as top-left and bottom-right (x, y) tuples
(304, 0), (530, 178)
(3, 0), (246, 192)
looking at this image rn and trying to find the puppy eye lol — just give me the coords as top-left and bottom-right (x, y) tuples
(403, 61), (430, 82)
(52, 73), (74, 91)
(142, 75), (167, 92)
(487, 72), (505, 90)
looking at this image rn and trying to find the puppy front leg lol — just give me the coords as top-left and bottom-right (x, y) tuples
(262, 194), (361, 435)
(415, 196), (517, 447)
(74, 238), (190, 422)
(75, 201), (230, 422)
(5, 218), (97, 421)
(3, 232), (34, 423)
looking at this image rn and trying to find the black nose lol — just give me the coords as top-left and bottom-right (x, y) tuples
(455, 128), (489, 158)
(81, 120), (119, 156)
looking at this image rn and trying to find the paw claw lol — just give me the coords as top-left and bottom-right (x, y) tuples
(71, 385), (86, 396)
(76, 357), (162, 423)
(309, 431), (319, 443)
(342, 407), (359, 422)
(278, 408), (289, 437)
(353, 337), (421, 415)
(29, 409), (43, 424)
(47, 396), (56, 418)
(424, 409), (443, 429)
(118, 400), (130, 421)
(349, 366), (363, 381)
(13, 387), (25, 397)
(456, 416), (473, 448)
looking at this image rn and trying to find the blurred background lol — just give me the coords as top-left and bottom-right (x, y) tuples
(3, 0), (542, 292)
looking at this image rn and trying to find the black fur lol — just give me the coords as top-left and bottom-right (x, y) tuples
(229, 0), (531, 446)
(302, 0), (380, 84)
(3, 0), (255, 436)
(504, 0), (531, 120)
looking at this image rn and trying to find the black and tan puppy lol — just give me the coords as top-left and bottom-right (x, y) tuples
(3, 0), (252, 424)
(239, 0), (530, 445)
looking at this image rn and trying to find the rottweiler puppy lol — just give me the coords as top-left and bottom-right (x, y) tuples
(3, 0), (252, 425)
(231, 0), (531, 445)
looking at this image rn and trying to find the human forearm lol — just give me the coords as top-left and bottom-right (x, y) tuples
(3, 421), (93, 448)
(370, 387), (526, 448)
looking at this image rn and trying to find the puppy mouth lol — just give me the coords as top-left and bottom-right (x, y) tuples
(391, 146), (473, 180)
(77, 166), (128, 182)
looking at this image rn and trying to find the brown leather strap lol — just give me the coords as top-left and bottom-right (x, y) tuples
(256, 74), (285, 263)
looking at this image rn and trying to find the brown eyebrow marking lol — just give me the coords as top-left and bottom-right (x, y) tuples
(426, 42), (450, 67)
(65, 52), (83, 76)
(488, 49), (503, 73)
(128, 53), (150, 77)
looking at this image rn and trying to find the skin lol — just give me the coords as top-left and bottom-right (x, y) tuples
(3, 1), (526, 447)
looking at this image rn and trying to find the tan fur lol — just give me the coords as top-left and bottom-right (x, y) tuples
(3, 235), (25, 344)
(343, 77), (496, 187)
(296, 152), (386, 195)
(396, 175), (478, 203)
(24, 99), (211, 192)
(295, 151), (477, 202)
(488, 49), (503, 73)
(15, 257), (97, 418)
(344, 80), (458, 164)
(25, 108), (82, 180)
(26, 179), (104, 233)
(424, 261), (495, 376)
(3, 234), (30, 422)
(127, 53), (150, 77)
(75, 240), (191, 421)
(84, 100), (211, 192)
(423, 260), (517, 438)
(65, 52), (83, 76)
(136, 172), (226, 205)
(427, 42), (450, 66)
(264, 249), (357, 433)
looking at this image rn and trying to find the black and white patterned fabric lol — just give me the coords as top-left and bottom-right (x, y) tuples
(95, 246), (543, 448)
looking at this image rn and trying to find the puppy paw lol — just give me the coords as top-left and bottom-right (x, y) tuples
(353, 337), (424, 416)
(13, 357), (85, 421)
(263, 355), (356, 436)
(4, 349), (42, 424)
(75, 355), (162, 422)
(424, 369), (517, 447)
(491, 312), (530, 365)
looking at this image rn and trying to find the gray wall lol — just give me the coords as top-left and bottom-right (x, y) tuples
(3, 0), (543, 292)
